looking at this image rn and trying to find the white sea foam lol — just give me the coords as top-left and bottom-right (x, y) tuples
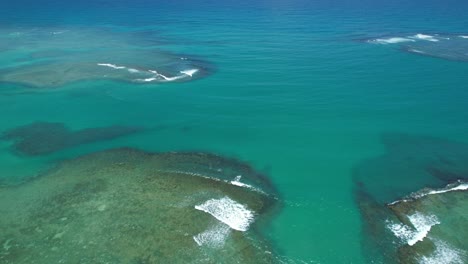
(193, 224), (231, 248)
(51, 30), (68, 35)
(180, 69), (198, 77)
(230, 175), (250, 188)
(412, 34), (439, 42)
(388, 199), (409, 206)
(195, 196), (255, 231)
(388, 222), (413, 242)
(407, 213), (440, 245)
(372, 37), (415, 44)
(147, 70), (186, 82)
(135, 77), (157, 82)
(228, 175), (265, 193)
(153, 169), (266, 194)
(415, 182), (468, 199)
(459, 35), (468, 39)
(419, 240), (465, 264)
(388, 212), (440, 246)
(389, 181), (468, 205)
(97, 63), (126, 69)
(98, 65), (197, 82)
(408, 49), (426, 54)
(370, 34), (441, 45)
(161, 75), (185, 81)
(127, 68), (139, 73)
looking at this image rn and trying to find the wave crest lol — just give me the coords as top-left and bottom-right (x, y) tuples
(195, 196), (255, 232)
(387, 212), (440, 246)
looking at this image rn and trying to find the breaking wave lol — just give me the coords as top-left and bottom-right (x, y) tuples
(193, 224), (231, 248)
(138, 69), (199, 82)
(387, 212), (440, 246)
(364, 32), (468, 62)
(97, 63), (126, 69)
(195, 196), (255, 232)
(0, 27), (213, 88)
(389, 181), (468, 205)
(368, 33), (444, 45)
(97, 62), (199, 83)
(156, 169), (266, 194)
(371, 37), (415, 44)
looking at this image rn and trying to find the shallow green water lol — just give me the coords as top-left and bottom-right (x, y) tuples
(1, 1), (468, 263)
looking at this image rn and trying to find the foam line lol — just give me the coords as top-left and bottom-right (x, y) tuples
(97, 63), (126, 69)
(411, 34), (439, 42)
(371, 37), (415, 44)
(148, 70), (185, 82)
(408, 49), (426, 54)
(127, 68), (139, 73)
(98, 65), (198, 82)
(154, 169), (266, 194)
(388, 181), (468, 205)
(180, 69), (198, 77)
(418, 182), (468, 197)
(230, 175), (254, 189)
(136, 77), (157, 82)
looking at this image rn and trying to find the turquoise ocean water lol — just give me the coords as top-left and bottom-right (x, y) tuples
(1, 1), (468, 263)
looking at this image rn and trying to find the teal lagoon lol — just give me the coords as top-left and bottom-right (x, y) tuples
(1, 1), (468, 263)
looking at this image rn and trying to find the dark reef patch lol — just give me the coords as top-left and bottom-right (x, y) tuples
(0, 27), (215, 89)
(353, 133), (468, 263)
(354, 133), (468, 203)
(387, 184), (468, 264)
(360, 33), (468, 62)
(1, 122), (143, 156)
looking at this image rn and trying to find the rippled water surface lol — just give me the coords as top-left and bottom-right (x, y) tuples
(1, 0), (468, 263)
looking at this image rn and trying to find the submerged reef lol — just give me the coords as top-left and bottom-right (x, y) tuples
(1, 122), (143, 156)
(354, 133), (468, 203)
(387, 182), (468, 264)
(353, 133), (468, 263)
(0, 27), (213, 88)
(361, 33), (468, 62)
(0, 148), (279, 263)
